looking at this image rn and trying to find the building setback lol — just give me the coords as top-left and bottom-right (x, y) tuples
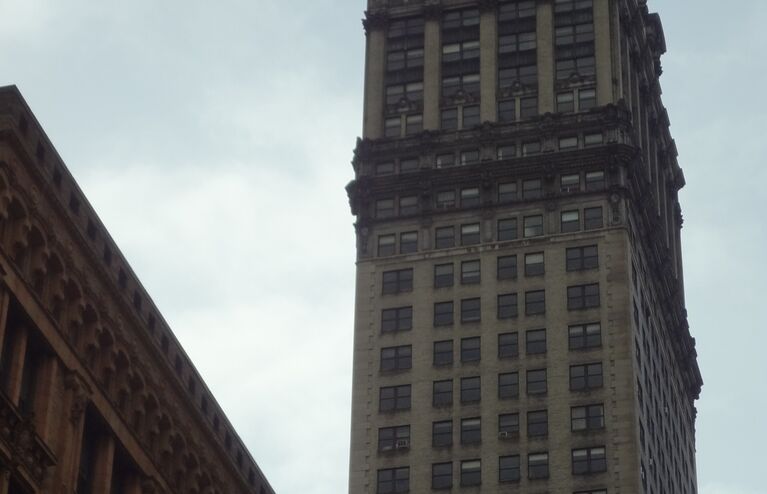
(0, 86), (275, 493)
(346, 1), (702, 493)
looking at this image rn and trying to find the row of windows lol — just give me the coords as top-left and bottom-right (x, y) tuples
(383, 245), (598, 294)
(380, 323), (601, 371)
(378, 448), (606, 492)
(379, 363), (604, 411)
(379, 404), (604, 453)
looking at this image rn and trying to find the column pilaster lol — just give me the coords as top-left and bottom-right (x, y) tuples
(594, 0), (614, 105)
(4, 326), (28, 405)
(536, 0), (554, 114)
(422, 10), (442, 130)
(479, 3), (497, 123)
(362, 14), (388, 139)
(91, 434), (116, 494)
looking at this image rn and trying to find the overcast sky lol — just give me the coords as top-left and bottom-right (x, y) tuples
(1, 1), (765, 493)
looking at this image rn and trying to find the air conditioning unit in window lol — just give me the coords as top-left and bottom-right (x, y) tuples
(395, 439), (410, 449)
(498, 431), (510, 439)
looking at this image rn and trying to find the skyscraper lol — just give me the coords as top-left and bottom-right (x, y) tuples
(346, 1), (702, 493)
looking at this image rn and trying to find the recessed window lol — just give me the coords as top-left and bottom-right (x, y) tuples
(561, 210), (581, 232)
(432, 420), (453, 447)
(435, 226), (455, 249)
(522, 179), (542, 199)
(432, 462), (453, 490)
(523, 215), (543, 237)
(520, 96), (538, 118)
(399, 231), (418, 253)
(526, 369), (547, 395)
(524, 252), (544, 276)
(434, 263), (454, 288)
(528, 453), (549, 479)
(526, 329), (546, 354)
(378, 425), (410, 451)
(460, 187), (480, 207)
(497, 255), (518, 280)
(570, 362), (604, 390)
(460, 149), (480, 165)
(566, 245), (598, 271)
(377, 467), (409, 494)
(498, 413), (519, 438)
(433, 379), (453, 406)
(561, 173), (580, 192)
(567, 283), (600, 309)
(497, 217), (518, 241)
(381, 307), (413, 333)
(584, 132), (603, 146)
(498, 100), (516, 122)
(434, 301), (454, 326)
(400, 157), (419, 173)
(460, 376), (481, 403)
(559, 136), (578, 149)
(460, 460), (481, 487)
(461, 260), (480, 284)
(399, 196), (418, 215)
(498, 182), (518, 202)
(522, 140), (541, 155)
(499, 455), (521, 483)
(584, 206), (603, 229)
(433, 340), (454, 366)
(461, 337), (481, 362)
(557, 91), (575, 112)
(579, 88), (597, 110)
(572, 447), (607, 474)
(461, 417), (481, 444)
(436, 190), (456, 209)
(461, 298), (481, 323)
(405, 114), (422, 134)
(497, 144), (516, 159)
(462, 105), (480, 128)
(376, 162), (395, 175)
(441, 108), (458, 130)
(525, 290), (545, 315)
(385, 117), (401, 137)
(569, 323), (602, 350)
(382, 269), (413, 294)
(498, 332), (519, 358)
(497, 293), (518, 319)
(379, 385), (411, 411)
(571, 404), (605, 431)
(498, 372), (519, 399)
(378, 234), (396, 256)
(585, 170), (605, 190)
(527, 410), (548, 437)
(460, 223), (481, 245)
(436, 153), (455, 168)
(380, 345), (412, 372)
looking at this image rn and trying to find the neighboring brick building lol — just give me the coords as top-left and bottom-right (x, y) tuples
(0, 85), (275, 493)
(346, 1), (702, 493)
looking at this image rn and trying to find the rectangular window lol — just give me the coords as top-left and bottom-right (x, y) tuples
(498, 372), (519, 399)
(460, 460), (481, 487)
(434, 301), (454, 326)
(499, 413), (520, 437)
(524, 252), (544, 276)
(378, 234), (396, 256)
(435, 226), (455, 248)
(569, 323), (602, 350)
(461, 376), (481, 403)
(441, 108), (458, 130)
(528, 453), (549, 479)
(462, 105), (480, 128)
(497, 144), (516, 159)
(432, 420), (453, 447)
(460, 149), (480, 165)
(522, 179), (542, 199)
(461, 337), (481, 362)
(561, 210), (580, 232)
(526, 329), (546, 354)
(436, 153), (455, 168)
(399, 196), (418, 215)
(399, 231), (417, 253)
(498, 293), (518, 319)
(584, 206), (603, 229)
(525, 290), (545, 315)
(523, 215), (543, 237)
(571, 404), (605, 431)
(436, 190), (456, 209)
(566, 245), (598, 271)
(498, 332), (519, 358)
(497, 255), (518, 280)
(377, 467), (410, 494)
(572, 447), (607, 474)
(378, 425), (410, 451)
(384, 117), (401, 138)
(561, 173), (580, 192)
(557, 91), (575, 112)
(527, 410), (548, 437)
(433, 379), (453, 406)
(498, 100), (516, 122)
(380, 345), (412, 372)
(526, 369), (547, 395)
(433, 340), (454, 366)
(567, 283), (600, 310)
(461, 223), (481, 245)
(498, 182), (518, 202)
(497, 218), (518, 241)
(570, 362), (604, 390)
(461, 260), (480, 284)
(379, 385), (411, 411)
(405, 114), (422, 135)
(461, 417), (481, 444)
(376, 161), (395, 175)
(434, 263), (454, 287)
(554, 0), (595, 81)
(559, 136), (578, 149)
(499, 455), (521, 483)
(432, 462), (453, 490)
(400, 157), (419, 173)
(520, 96), (538, 117)
(460, 187), (480, 207)
(522, 140), (541, 155)
(584, 132), (603, 146)
(382, 269), (413, 295)
(381, 307), (413, 333)
(585, 170), (605, 190)
(579, 88), (597, 110)
(376, 198), (395, 218)
(461, 298), (481, 323)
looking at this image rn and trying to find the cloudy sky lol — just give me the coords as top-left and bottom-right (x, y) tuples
(1, 0), (765, 493)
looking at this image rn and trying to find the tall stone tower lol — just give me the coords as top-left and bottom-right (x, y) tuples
(346, 1), (702, 493)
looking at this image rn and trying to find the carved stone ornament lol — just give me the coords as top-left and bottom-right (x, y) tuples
(63, 370), (91, 424)
(363, 10), (388, 33)
(422, 2), (443, 21)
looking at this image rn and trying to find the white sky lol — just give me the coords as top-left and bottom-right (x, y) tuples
(1, 1), (765, 493)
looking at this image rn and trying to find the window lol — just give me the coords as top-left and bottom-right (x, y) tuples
(499, 455), (520, 483)
(382, 269), (413, 294)
(435, 226), (455, 248)
(399, 231), (417, 253)
(498, 182), (517, 202)
(378, 234), (396, 256)
(498, 332), (519, 358)
(460, 187), (480, 207)
(460, 460), (481, 486)
(460, 149), (480, 165)
(405, 114), (422, 134)
(436, 153), (455, 168)
(557, 91), (575, 112)
(497, 218), (518, 241)
(461, 376), (481, 403)
(584, 132), (603, 146)
(499, 413), (520, 437)
(433, 380), (453, 406)
(434, 263), (454, 288)
(382, 307), (413, 333)
(525, 290), (545, 315)
(377, 467), (409, 494)
(434, 301), (454, 326)
(497, 144), (516, 159)
(461, 260), (481, 284)
(524, 252), (544, 276)
(461, 223), (481, 245)
(441, 108), (458, 130)
(498, 372), (519, 399)
(570, 362), (604, 390)
(461, 337), (481, 362)
(571, 404), (605, 431)
(526, 329), (546, 354)
(522, 140), (540, 155)
(498, 100), (516, 122)
(376, 199), (395, 218)
(498, 293), (518, 319)
(378, 425), (410, 451)
(461, 298), (481, 323)
(567, 283), (600, 310)
(432, 463), (453, 489)
(569, 323), (602, 350)
(520, 96), (538, 118)
(561, 173), (580, 192)
(579, 88), (596, 109)
(527, 410), (548, 437)
(385, 117), (401, 137)
(399, 196), (418, 215)
(376, 161), (395, 175)
(526, 369), (547, 395)
(497, 255), (517, 280)
(463, 105), (480, 128)
(561, 210), (580, 232)
(559, 136), (578, 149)
(381, 345), (412, 372)
(400, 157), (419, 173)
(572, 447), (607, 474)
(432, 420), (453, 447)
(584, 206), (603, 229)
(566, 245), (598, 271)
(522, 178), (542, 199)
(380, 385), (411, 411)
(436, 190), (456, 208)
(461, 417), (481, 444)
(523, 215), (543, 237)
(554, 0), (595, 81)
(528, 453), (549, 479)
(585, 170), (605, 190)
(433, 340), (454, 366)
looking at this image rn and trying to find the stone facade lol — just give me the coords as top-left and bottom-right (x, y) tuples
(347, 1), (701, 493)
(0, 86), (275, 493)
